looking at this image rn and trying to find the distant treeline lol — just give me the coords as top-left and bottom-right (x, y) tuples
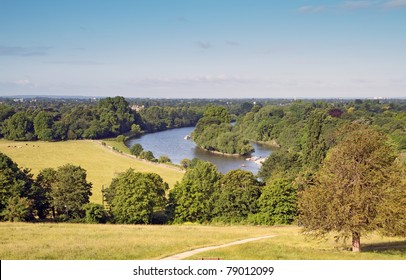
(191, 99), (406, 157)
(0, 96), (207, 141)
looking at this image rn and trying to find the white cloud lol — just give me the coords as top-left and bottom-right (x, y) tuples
(14, 79), (32, 86)
(341, 1), (374, 9)
(298, 5), (326, 13)
(382, 0), (406, 8)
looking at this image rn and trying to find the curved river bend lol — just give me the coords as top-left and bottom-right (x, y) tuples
(126, 126), (274, 174)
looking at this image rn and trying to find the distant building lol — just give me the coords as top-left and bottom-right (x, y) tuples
(130, 104), (145, 112)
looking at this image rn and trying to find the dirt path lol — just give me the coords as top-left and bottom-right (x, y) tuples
(161, 235), (277, 260)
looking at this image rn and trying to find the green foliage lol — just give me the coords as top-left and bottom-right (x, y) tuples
(192, 106), (253, 155)
(0, 152), (34, 219)
(170, 160), (221, 223)
(139, 105), (203, 132)
(84, 203), (107, 224)
(2, 111), (35, 141)
(1, 196), (33, 222)
(180, 158), (191, 169)
(213, 170), (262, 223)
(37, 164), (92, 219)
(139, 150), (156, 161)
(33, 111), (55, 141)
(158, 155), (171, 163)
(130, 143), (144, 156)
(258, 149), (301, 181)
(131, 124), (141, 135)
(298, 127), (405, 251)
(34, 168), (56, 219)
(98, 96), (135, 137)
(116, 134), (125, 143)
(105, 169), (168, 224)
(250, 178), (297, 225)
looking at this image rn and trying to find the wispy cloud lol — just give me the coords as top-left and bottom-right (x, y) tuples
(45, 60), (104, 65)
(196, 41), (212, 50)
(131, 75), (254, 88)
(298, 5), (326, 13)
(297, 1), (406, 13)
(0, 45), (50, 56)
(382, 0), (406, 8)
(14, 79), (32, 86)
(225, 40), (240, 46)
(341, 1), (374, 10)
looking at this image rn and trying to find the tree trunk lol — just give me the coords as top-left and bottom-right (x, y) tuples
(352, 232), (361, 252)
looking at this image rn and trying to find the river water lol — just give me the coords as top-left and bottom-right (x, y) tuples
(126, 126), (274, 174)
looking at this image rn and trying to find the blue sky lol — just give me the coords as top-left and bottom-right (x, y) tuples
(0, 0), (405, 98)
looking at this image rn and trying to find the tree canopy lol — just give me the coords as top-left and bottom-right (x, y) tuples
(298, 126), (405, 252)
(170, 160), (221, 223)
(105, 169), (168, 224)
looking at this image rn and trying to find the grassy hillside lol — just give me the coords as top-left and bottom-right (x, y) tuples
(0, 139), (184, 203)
(0, 223), (404, 260)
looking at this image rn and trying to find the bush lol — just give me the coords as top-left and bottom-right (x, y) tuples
(116, 135), (125, 143)
(130, 143), (143, 156)
(158, 155), (171, 163)
(84, 203), (107, 224)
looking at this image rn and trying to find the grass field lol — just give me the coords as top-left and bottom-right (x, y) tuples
(0, 139), (184, 203)
(0, 223), (405, 260)
(189, 227), (406, 260)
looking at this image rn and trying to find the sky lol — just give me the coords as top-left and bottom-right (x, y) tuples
(0, 0), (405, 99)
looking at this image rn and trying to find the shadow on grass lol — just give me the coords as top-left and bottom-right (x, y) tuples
(362, 241), (406, 254)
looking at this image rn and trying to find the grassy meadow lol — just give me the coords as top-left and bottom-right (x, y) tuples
(0, 139), (184, 203)
(0, 222), (276, 259)
(0, 223), (405, 260)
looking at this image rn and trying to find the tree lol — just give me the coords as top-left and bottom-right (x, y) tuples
(213, 170), (262, 223)
(98, 96), (135, 136)
(2, 111), (35, 140)
(139, 150), (155, 161)
(41, 164), (92, 219)
(2, 196), (33, 222)
(298, 127), (405, 252)
(158, 155), (171, 163)
(170, 160), (221, 223)
(130, 143), (143, 156)
(0, 152), (34, 221)
(180, 158), (191, 169)
(34, 111), (55, 141)
(35, 168), (57, 219)
(252, 178), (297, 225)
(105, 169), (168, 224)
(84, 203), (107, 224)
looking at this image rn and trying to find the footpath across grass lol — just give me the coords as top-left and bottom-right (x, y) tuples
(189, 227), (406, 260)
(0, 139), (184, 203)
(0, 222), (277, 259)
(0, 223), (404, 260)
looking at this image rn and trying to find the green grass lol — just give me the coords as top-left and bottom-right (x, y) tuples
(103, 139), (131, 154)
(0, 139), (184, 203)
(0, 222), (277, 260)
(189, 226), (406, 260)
(0, 223), (404, 260)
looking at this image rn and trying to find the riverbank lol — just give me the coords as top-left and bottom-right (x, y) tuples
(95, 140), (185, 172)
(125, 126), (274, 174)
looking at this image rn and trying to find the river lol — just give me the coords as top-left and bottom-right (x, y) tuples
(126, 126), (274, 174)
